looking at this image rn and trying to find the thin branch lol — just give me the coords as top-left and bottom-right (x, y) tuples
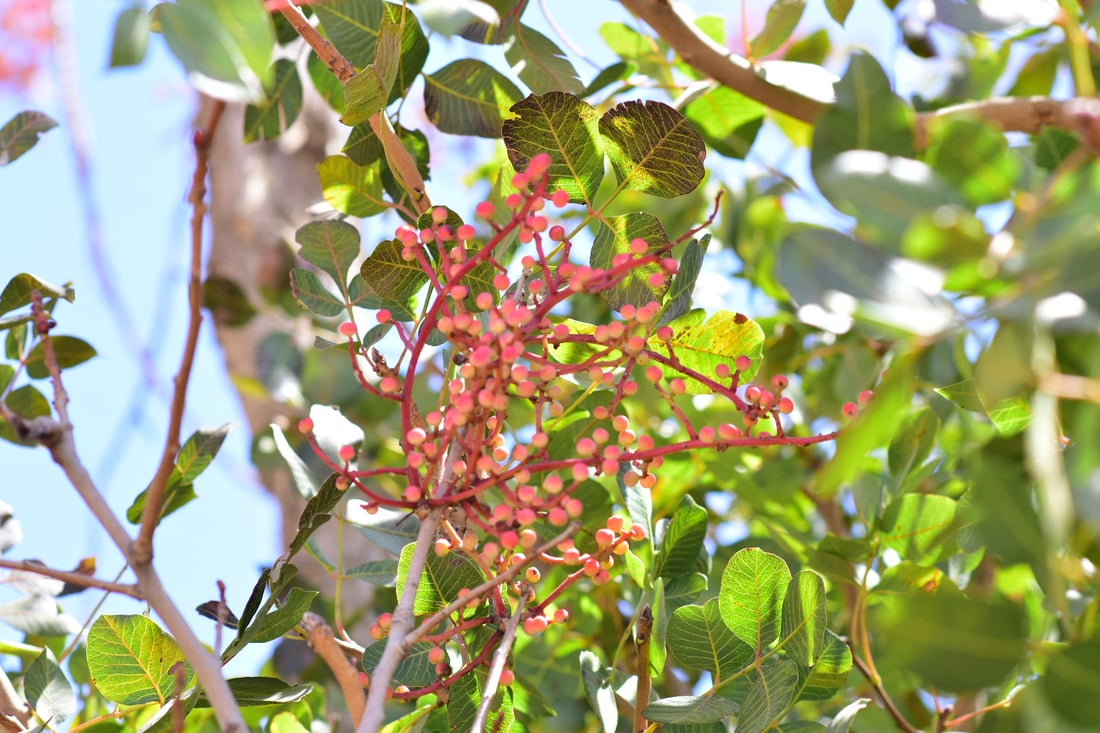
(621, 0), (1100, 150)
(633, 605), (653, 733)
(0, 668), (32, 731)
(357, 508), (441, 733)
(25, 305), (244, 731)
(0, 558), (141, 599)
(405, 522), (580, 648)
(134, 100), (226, 564)
(279, 2), (431, 214)
(302, 612), (367, 726)
(849, 644), (919, 733)
(470, 595), (525, 733)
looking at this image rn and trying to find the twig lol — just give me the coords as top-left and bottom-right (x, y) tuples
(302, 612), (367, 726)
(849, 644), (919, 733)
(278, 3), (431, 214)
(0, 558), (141, 599)
(27, 305), (244, 730)
(621, 0), (1100, 149)
(0, 668), (31, 731)
(633, 605), (653, 733)
(357, 508), (441, 732)
(405, 522), (580, 647)
(470, 595), (526, 733)
(134, 100), (226, 564)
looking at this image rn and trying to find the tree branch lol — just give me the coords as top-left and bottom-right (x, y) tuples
(471, 595), (525, 733)
(621, 0), (1100, 150)
(0, 558), (141, 599)
(302, 612), (366, 726)
(134, 100), (226, 564)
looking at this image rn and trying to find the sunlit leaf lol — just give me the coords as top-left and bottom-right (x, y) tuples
(25, 336), (96, 378)
(87, 615), (193, 705)
(657, 309), (765, 393)
(590, 212), (669, 311)
(504, 24), (585, 95)
(719, 548), (791, 653)
(667, 599), (753, 677)
(244, 58), (303, 142)
(750, 0), (807, 58)
(599, 100), (706, 197)
(109, 6), (150, 68)
(317, 155), (389, 217)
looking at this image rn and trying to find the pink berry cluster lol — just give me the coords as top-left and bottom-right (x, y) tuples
(295, 152), (842, 700)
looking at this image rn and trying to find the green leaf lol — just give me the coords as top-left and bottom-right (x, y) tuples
(25, 650), (76, 723)
(750, 0), (806, 58)
(777, 227), (956, 336)
(448, 671), (514, 732)
(339, 15), (401, 126)
(241, 587), (317, 644)
(424, 59), (523, 137)
(599, 22), (667, 82)
(657, 309), (765, 394)
(826, 698), (870, 732)
(798, 631), (851, 701)
(504, 24), (585, 95)
(317, 155), (388, 217)
(197, 677), (312, 707)
(643, 695), (739, 725)
(270, 711), (309, 733)
(590, 212), (670, 312)
(599, 100), (705, 197)
(924, 117), (1019, 207)
(291, 268), (346, 317)
(314, 1), (428, 103)
(344, 558), (398, 586)
(268, 424), (319, 499)
(288, 474), (346, 556)
(656, 494), (708, 579)
(659, 236), (705, 325)
(244, 58), (303, 142)
(361, 641), (437, 687)
(0, 274), (73, 317)
(502, 92), (604, 204)
(665, 572), (708, 610)
(157, 0), (275, 103)
(86, 615), (193, 705)
(584, 60), (637, 97)
(0, 111), (58, 166)
(308, 52), (345, 113)
(963, 445), (1045, 566)
(887, 407), (940, 481)
(825, 0), (855, 24)
(813, 151), (967, 246)
(778, 572), (826, 667)
(682, 85), (764, 160)
(667, 599), (753, 677)
(0, 384), (51, 445)
(25, 336), (96, 378)
(719, 548), (791, 653)
(1042, 638), (1100, 726)
(295, 220), (361, 287)
(811, 52), (913, 172)
(738, 658), (799, 733)
(397, 542), (486, 615)
(202, 276), (257, 327)
(358, 238), (429, 312)
(882, 591), (1030, 692)
(109, 6), (150, 68)
(126, 425), (230, 523)
(579, 650), (618, 733)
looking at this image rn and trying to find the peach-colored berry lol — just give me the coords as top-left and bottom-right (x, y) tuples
(843, 401), (859, 418)
(858, 389), (874, 406)
(339, 444), (356, 461)
(735, 355), (752, 372)
(298, 417), (314, 433)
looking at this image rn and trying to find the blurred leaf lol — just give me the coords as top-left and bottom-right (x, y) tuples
(308, 52), (345, 113)
(502, 92), (604, 204)
(197, 678), (312, 707)
(25, 336), (96, 378)
(584, 60), (637, 97)
(109, 6), (150, 68)
(580, 650), (618, 732)
(87, 615), (193, 705)
(811, 52), (913, 172)
(590, 212), (669, 312)
(599, 100), (706, 197)
(344, 559), (398, 586)
(291, 268), (346, 317)
(657, 309), (764, 393)
(0, 111), (58, 166)
(346, 504), (420, 556)
(244, 59), (303, 142)
(203, 276), (257, 327)
(505, 24), (585, 95)
(424, 59), (523, 137)
(268, 424), (319, 499)
(1043, 638), (1100, 726)
(659, 236), (705, 324)
(887, 407), (940, 480)
(157, 0), (274, 103)
(750, 0), (806, 58)
(827, 698), (870, 732)
(880, 591), (1029, 691)
(416, 0), (498, 37)
(599, 22), (667, 82)
(719, 548), (791, 653)
(878, 494), (957, 564)
(925, 117), (1019, 206)
(825, 0), (855, 25)
(682, 85), (764, 160)
(24, 650), (76, 723)
(317, 155), (388, 217)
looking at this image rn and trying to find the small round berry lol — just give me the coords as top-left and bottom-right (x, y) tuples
(338, 321), (357, 337)
(858, 389), (874, 406)
(772, 374), (789, 390)
(735, 355), (752, 373)
(842, 401), (859, 418)
(339, 444), (356, 462)
(298, 417), (314, 433)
